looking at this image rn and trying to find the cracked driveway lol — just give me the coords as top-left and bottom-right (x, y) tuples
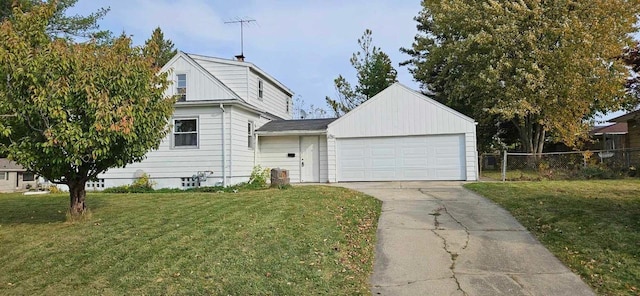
(337, 182), (594, 296)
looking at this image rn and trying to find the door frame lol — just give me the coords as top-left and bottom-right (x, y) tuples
(299, 136), (320, 182)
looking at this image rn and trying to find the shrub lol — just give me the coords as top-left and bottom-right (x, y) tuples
(49, 185), (62, 194)
(248, 165), (270, 188)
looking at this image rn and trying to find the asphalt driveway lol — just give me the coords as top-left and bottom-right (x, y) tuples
(337, 181), (594, 296)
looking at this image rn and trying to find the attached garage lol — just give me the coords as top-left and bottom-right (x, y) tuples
(255, 83), (478, 183)
(326, 83), (478, 182)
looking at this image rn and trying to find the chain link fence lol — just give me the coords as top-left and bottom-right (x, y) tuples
(480, 148), (640, 181)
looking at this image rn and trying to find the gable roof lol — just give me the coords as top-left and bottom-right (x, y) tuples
(185, 53), (294, 97)
(328, 82), (476, 129)
(256, 118), (337, 133)
(162, 51), (244, 103)
(610, 109), (640, 123)
(0, 159), (26, 172)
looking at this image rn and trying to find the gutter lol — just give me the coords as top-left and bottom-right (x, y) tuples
(255, 130), (327, 136)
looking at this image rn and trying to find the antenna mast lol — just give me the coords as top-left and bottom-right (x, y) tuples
(224, 17), (256, 60)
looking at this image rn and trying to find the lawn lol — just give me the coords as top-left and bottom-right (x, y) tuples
(465, 180), (640, 296)
(0, 186), (381, 295)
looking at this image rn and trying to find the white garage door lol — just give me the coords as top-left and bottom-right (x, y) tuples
(337, 134), (466, 181)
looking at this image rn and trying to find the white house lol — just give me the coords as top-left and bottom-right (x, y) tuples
(92, 53), (478, 190)
(93, 52), (294, 189)
(256, 83), (478, 183)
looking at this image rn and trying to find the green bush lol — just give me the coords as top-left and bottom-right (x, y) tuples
(248, 165), (270, 188)
(103, 173), (155, 193)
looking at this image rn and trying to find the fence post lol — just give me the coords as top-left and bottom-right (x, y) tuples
(502, 150), (507, 182)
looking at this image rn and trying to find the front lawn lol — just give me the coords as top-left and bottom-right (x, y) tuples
(465, 180), (640, 296)
(0, 186), (381, 295)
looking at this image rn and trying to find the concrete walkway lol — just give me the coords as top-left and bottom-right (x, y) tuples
(337, 182), (594, 296)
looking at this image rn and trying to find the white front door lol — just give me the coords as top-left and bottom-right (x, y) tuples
(300, 136), (320, 182)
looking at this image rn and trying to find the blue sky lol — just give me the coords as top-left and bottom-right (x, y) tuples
(69, 0), (630, 122)
(69, 0), (423, 113)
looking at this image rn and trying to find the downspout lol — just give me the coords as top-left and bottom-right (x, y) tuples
(220, 104), (226, 187)
(229, 106), (233, 185)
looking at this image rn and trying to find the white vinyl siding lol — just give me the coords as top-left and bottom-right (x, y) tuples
(191, 57), (249, 100)
(166, 56), (237, 101)
(229, 107), (261, 181)
(327, 83), (478, 181)
(248, 70), (292, 120)
(258, 136), (301, 183)
(100, 106), (229, 187)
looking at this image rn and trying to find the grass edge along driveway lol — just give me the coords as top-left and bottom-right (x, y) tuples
(466, 180), (640, 296)
(0, 186), (381, 295)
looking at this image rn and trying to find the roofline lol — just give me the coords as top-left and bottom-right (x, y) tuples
(592, 132), (627, 135)
(186, 53), (294, 97)
(176, 100), (262, 114)
(255, 130), (327, 136)
(179, 52), (246, 103)
(328, 82), (476, 129)
(609, 109), (640, 122)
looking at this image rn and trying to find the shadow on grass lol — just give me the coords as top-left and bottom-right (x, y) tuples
(0, 194), (110, 225)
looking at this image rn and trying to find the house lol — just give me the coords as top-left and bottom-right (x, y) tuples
(257, 83), (478, 182)
(588, 122), (628, 150)
(610, 110), (640, 148)
(95, 53), (478, 189)
(0, 158), (38, 192)
(95, 51), (294, 189)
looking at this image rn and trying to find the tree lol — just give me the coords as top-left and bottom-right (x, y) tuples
(1, 0), (109, 40)
(326, 29), (397, 117)
(402, 1), (639, 153)
(144, 27), (177, 68)
(293, 96), (329, 119)
(0, 3), (175, 216)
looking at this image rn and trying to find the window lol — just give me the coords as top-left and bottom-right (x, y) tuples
(174, 118), (198, 148)
(258, 79), (264, 99)
(286, 97), (290, 113)
(176, 74), (187, 102)
(248, 121), (255, 149)
(0, 172), (6, 180)
(23, 172), (35, 181)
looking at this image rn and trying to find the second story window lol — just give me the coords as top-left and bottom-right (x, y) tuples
(258, 79), (264, 100)
(176, 74), (187, 102)
(286, 97), (290, 113)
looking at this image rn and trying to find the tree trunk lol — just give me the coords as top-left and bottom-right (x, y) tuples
(68, 181), (87, 216)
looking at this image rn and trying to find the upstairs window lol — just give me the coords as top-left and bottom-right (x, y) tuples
(286, 97), (290, 113)
(174, 118), (198, 148)
(248, 121), (255, 149)
(258, 79), (264, 100)
(176, 74), (187, 102)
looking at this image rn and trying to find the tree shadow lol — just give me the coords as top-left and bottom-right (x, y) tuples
(0, 194), (109, 225)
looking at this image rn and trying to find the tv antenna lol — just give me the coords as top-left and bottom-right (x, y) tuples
(224, 17), (256, 60)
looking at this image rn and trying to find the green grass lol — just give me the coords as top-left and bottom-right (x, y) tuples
(0, 186), (381, 295)
(465, 180), (640, 296)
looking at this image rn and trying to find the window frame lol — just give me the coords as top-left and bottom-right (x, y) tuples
(0, 172), (6, 180)
(258, 79), (264, 100)
(248, 121), (255, 149)
(23, 172), (35, 182)
(176, 73), (187, 102)
(172, 117), (199, 149)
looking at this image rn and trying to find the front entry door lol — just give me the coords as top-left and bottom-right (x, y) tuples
(300, 136), (320, 182)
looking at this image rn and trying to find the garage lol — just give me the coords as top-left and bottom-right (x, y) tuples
(326, 83), (478, 182)
(337, 134), (466, 181)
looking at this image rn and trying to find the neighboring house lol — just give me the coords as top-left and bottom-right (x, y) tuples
(611, 110), (640, 149)
(257, 83), (478, 182)
(588, 123), (628, 150)
(96, 54), (478, 190)
(0, 159), (38, 192)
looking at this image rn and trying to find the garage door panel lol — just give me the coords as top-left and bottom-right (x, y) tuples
(337, 135), (466, 181)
